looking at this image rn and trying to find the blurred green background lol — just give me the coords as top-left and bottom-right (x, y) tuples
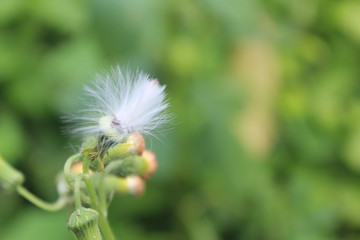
(1, 0), (360, 239)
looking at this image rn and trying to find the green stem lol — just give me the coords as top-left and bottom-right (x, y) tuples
(82, 155), (91, 174)
(85, 177), (116, 240)
(63, 153), (91, 204)
(83, 155), (98, 209)
(99, 172), (108, 215)
(99, 214), (116, 240)
(16, 185), (66, 212)
(64, 153), (81, 189)
(74, 176), (82, 209)
(98, 161), (123, 215)
(84, 177), (98, 209)
(82, 156), (116, 240)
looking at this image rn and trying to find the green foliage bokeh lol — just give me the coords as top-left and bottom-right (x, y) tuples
(1, 0), (360, 239)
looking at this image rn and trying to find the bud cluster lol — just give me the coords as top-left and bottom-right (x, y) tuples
(70, 132), (158, 197)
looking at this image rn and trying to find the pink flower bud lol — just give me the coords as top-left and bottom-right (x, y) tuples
(142, 150), (158, 179)
(126, 176), (146, 196)
(127, 132), (145, 154)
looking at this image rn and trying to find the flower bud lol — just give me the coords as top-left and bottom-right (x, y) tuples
(103, 133), (145, 165)
(67, 207), (102, 240)
(127, 132), (145, 154)
(107, 151), (157, 178)
(0, 155), (24, 190)
(105, 175), (145, 196)
(141, 150), (158, 179)
(125, 151), (158, 178)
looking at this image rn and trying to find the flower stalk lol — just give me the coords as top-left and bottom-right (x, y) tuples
(16, 185), (66, 212)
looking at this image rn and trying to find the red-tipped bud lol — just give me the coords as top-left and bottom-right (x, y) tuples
(142, 150), (158, 179)
(104, 133), (146, 165)
(127, 132), (145, 154)
(107, 175), (145, 196)
(125, 176), (146, 196)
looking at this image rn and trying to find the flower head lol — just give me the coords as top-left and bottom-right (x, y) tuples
(66, 66), (170, 144)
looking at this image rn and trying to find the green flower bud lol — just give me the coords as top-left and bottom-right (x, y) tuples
(67, 207), (102, 240)
(0, 155), (24, 190)
(141, 150), (158, 179)
(133, 156), (148, 175)
(105, 175), (145, 196)
(109, 159), (133, 178)
(108, 156), (147, 178)
(123, 152), (157, 178)
(103, 133), (145, 165)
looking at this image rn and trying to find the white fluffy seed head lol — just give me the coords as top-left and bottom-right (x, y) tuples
(64, 66), (170, 143)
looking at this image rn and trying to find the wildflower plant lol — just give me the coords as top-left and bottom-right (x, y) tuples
(0, 67), (170, 240)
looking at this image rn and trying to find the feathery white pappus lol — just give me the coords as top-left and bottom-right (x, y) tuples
(65, 66), (170, 143)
